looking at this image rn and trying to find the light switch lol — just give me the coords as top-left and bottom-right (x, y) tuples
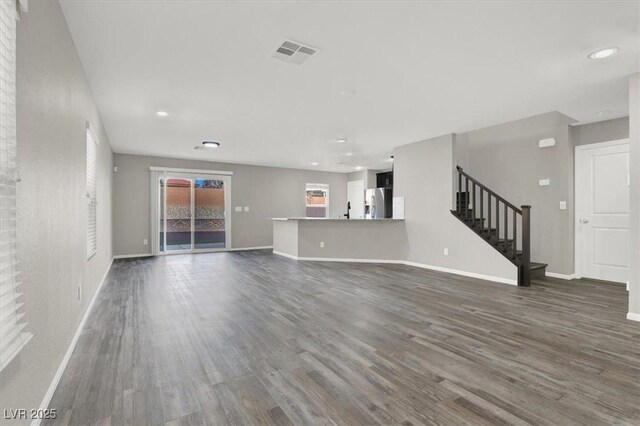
(539, 179), (550, 186)
(559, 201), (567, 210)
(235, 206), (242, 212)
(320, 241), (325, 248)
(244, 206), (250, 212)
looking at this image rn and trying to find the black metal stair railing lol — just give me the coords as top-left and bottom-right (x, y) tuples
(453, 166), (531, 287)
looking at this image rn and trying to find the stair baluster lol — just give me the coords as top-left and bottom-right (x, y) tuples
(452, 166), (538, 287)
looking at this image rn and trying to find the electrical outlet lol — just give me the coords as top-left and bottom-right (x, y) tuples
(320, 241), (325, 248)
(143, 238), (148, 245)
(444, 248), (449, 256)
(539, 178), (550, 186)
(235, 206), (242, 212)
(244, 206), (250, 212)
(559, 201), (567, 210)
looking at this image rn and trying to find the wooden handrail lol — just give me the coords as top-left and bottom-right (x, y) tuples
(456, 166), (522, 214)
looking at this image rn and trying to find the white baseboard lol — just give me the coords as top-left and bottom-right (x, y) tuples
(113, 253), (153, 259)
(33, 258), (114, 426)
(404, 260), (517, 286)
(230, 246), (273, 251)
(273, 250), (300, 260)
(273, 250), (402, 264)
(273, 251), (517, 286)
(300, 256), (402, 264)
(627, 312), (640, 322)
(545, 272), (577, 280)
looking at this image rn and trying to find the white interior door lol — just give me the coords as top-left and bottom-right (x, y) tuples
(347, 180), (365, 219)
(576, 140), (630, 283)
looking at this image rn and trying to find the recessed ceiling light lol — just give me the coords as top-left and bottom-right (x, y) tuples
(588, 47), (619, 60)
(341, 89), (356, 97)
(336, 138), (348, 143)
(597, 109), (612, 117)
(202, 141), (220, 148)
(355, 166), (363, 171)
(311, 162), (319, 166)
(345, 152), (353, 156)
(156, 111), (169, 117)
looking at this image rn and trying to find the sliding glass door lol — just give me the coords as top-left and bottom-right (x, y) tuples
(157, 173), (230, 254)
(194, 178), (226, 250)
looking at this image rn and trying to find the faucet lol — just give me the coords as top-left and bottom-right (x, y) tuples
(344, 201), (351, 219)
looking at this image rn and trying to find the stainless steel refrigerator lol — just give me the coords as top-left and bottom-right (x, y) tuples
(364, 188), (393, 219)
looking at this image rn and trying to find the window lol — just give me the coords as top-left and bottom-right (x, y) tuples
(0, 0), (32, 371)
(86, 124), (98, 258)
(305, 183), (329, 218)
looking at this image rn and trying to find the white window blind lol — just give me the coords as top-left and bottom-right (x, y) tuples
(0, 0), (32, 372)
(86, 124), (98, 259)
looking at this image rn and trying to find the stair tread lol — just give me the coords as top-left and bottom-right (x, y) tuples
(529, 262), (548, 270)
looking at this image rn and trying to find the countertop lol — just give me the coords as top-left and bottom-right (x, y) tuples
(272, 217), (403, 221)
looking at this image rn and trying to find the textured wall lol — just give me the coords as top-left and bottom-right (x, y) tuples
(0, 0), (113, 420)
(113, 154), (348, 255)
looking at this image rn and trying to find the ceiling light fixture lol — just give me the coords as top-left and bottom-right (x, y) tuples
(341, 89), (356, 97)
(588, 47), (619, 60)
(156, 111), (169, 117)
(336, 138), (348, 143)
(355, 166), (363, 171)
(202, 141), (220, 148)
(597, 109), (612, 117)
(345, 152), (353, 156)
(311, 162), (319, 166)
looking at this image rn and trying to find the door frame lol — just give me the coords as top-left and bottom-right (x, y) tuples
(151, 169), (232, 255)
(347, 179), (365, 219)
(574, 138), (629, 280)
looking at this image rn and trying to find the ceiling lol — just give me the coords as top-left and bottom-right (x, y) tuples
(60, 0), (640, 172)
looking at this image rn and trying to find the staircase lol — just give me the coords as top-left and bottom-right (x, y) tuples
(451, 166), (547, 287)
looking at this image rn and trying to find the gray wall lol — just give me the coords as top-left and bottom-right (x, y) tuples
(629, 74), (640, 317)
(455, 113), (629, 276)
(113, 154), (348, 255)
(571, 117), (629, 146)
(297, 220), (407, 260)
(457, 112), (576, 275)
(273, 221), (299, 257)
(346, 170), (366, 185)
(346, 168), (383, 189)
(0, 0), (113, 419)
(394, 134), (517, 282)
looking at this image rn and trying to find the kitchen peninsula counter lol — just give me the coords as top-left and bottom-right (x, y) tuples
(272, 217), (407, 261)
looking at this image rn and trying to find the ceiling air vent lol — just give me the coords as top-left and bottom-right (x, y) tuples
(272, 39), (318, 65)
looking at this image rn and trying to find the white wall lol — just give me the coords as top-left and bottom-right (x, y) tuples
(0, 0), (114, 418)
(393, 134), (517, 282)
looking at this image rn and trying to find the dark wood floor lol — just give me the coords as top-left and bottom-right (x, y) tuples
(46, 250), (640, 425)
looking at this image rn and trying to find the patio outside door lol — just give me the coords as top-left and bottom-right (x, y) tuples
(158, 174), (231, 254)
